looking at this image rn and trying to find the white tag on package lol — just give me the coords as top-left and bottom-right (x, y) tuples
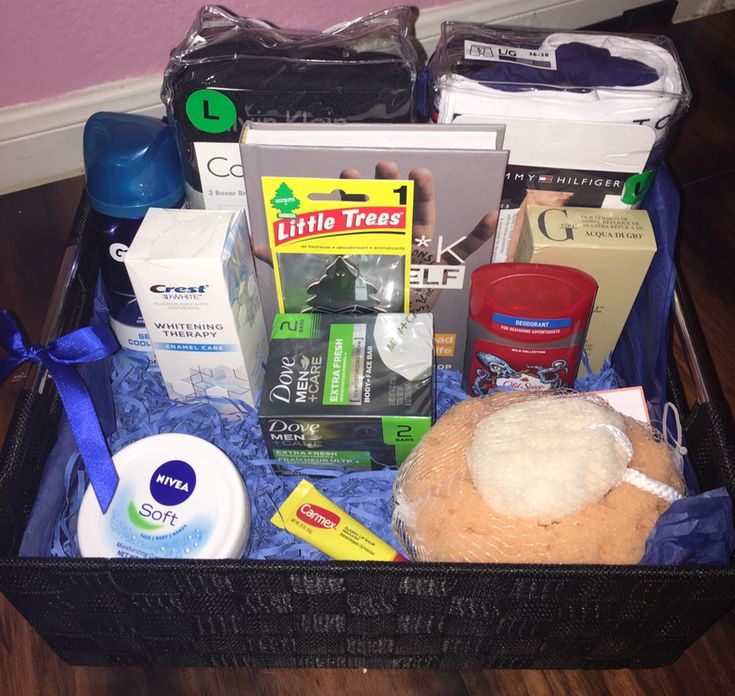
(124, 208), (268, 411)
(463, 39), (558, 70)
(590, 386), (650, 424)
(194, 142), (247, 210)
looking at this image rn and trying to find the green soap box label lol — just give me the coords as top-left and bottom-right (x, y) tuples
(271, 313), (322, 339)
(323, 323), (354, 406)
(259, 312), (435, 469)
(272, 449), (372, 470)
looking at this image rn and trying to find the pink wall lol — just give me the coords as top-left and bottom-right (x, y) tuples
(0, 2), (451, 109)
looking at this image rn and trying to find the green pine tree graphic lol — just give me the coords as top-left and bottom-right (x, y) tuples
(270, 182), (300, 219)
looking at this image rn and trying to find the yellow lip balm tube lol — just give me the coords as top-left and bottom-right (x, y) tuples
(271, 479), (407, 562)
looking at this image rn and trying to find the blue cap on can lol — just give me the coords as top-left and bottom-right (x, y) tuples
(83, 112), (184, 219)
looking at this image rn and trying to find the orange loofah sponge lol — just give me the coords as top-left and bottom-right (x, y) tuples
(392, 391), (685, 564)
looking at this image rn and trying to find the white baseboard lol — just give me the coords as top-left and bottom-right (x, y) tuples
(415, 0), (645, 48)
(0, 77), (165, 195)
(0, 0), (692, 194)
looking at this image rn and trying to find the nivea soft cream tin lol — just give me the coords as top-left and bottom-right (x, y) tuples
(77, 434), (250, 559)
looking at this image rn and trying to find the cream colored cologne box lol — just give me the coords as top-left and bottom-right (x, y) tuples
(516, 206), (657, 374)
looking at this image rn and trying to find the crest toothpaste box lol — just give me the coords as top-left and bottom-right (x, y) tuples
(259, 312), (434, 469)
(124, 208), (267, 411)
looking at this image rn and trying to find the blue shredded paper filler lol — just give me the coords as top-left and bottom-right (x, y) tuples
(47, 347), (734, 565)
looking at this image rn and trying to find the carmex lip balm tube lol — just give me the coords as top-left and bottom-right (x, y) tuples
(271, 479), (407, 562)
(462, 263), (597, 396)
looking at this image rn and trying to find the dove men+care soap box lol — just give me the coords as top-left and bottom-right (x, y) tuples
(259, 312), (434, 470)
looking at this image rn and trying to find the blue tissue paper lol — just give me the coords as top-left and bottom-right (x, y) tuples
(40, 341), (734, 566)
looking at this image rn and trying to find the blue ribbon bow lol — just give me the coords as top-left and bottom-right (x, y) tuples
(0, 310), (119, 512)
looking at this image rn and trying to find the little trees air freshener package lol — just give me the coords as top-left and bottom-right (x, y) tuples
(261, 177), (414, 315)
(259, 312), (434, 470)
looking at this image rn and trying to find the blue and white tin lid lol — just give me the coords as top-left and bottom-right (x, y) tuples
(77, 434), (250, 559)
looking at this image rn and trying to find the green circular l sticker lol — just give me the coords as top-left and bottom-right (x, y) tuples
(185, 89), (237, 133)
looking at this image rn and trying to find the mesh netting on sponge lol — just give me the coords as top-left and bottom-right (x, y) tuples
(392, 390), (685, 564)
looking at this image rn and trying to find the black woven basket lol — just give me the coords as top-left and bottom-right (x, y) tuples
(1, 197), (735, 669)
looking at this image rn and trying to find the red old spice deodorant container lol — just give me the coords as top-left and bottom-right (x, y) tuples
(462, 263), (597, 396)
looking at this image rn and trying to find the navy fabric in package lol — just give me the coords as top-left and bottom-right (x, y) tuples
(161, 5), (418, 209)
(462, 42), (660, 92)
(427, 23), (691, 167)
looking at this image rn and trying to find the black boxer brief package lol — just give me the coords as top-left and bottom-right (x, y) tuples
(161, 5), (419, 210)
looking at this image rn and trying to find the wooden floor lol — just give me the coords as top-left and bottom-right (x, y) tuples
(1, 9), (735, 695)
